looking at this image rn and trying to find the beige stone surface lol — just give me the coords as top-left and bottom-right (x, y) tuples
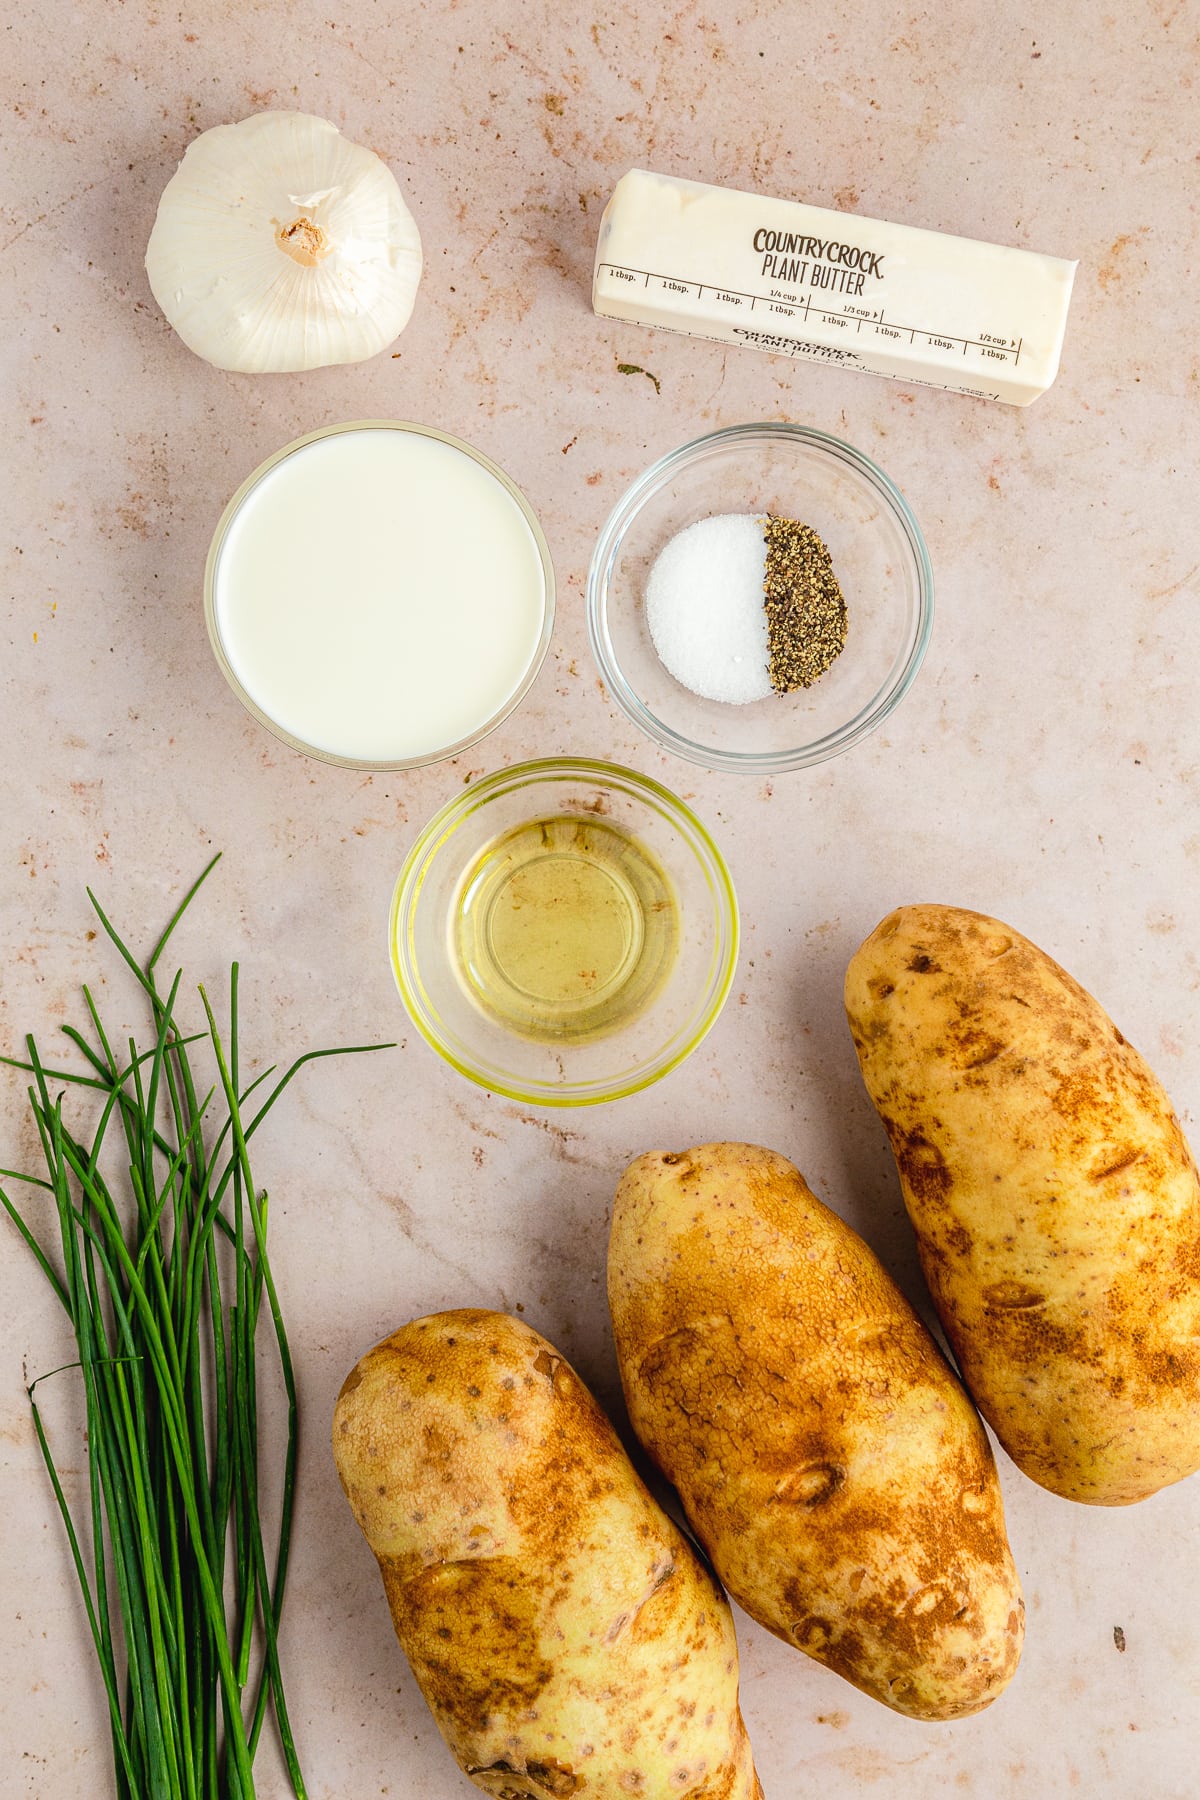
(2, 2), (1198, 1795)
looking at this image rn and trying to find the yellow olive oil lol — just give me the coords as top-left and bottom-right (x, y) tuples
(453, 813), (679, 1042)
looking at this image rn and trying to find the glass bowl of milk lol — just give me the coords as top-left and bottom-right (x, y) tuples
(205, 421), (554, 768)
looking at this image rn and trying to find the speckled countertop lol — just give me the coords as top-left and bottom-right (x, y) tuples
(3, 3), (1199, 1796)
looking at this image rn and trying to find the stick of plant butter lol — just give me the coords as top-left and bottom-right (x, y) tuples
(593, 168), (1077, 406)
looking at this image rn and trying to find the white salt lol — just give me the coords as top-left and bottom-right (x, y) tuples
(644, 512), (772, 705)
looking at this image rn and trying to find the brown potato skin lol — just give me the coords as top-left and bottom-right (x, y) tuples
(845, 903), (1200, 1506)
(608, 1145), (1024, 1721)
(333, 1309), (762, 1800)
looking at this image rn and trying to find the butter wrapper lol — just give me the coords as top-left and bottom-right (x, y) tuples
(593, 168), (1077, 406)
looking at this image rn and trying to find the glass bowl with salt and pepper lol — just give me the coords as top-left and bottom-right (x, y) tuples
(587, 422), (934, 775)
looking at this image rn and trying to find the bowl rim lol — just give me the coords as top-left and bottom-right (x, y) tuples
(388, 756), (740, 1107)
(586, 420), (934, 774)
(203, 418), (556, 772)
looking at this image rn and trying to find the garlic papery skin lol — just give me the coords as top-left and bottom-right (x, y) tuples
(145, 112), (423, 373)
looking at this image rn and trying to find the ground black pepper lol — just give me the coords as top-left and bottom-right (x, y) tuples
(762, 516), (848, 692)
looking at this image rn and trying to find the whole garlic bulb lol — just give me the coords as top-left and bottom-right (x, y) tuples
(145, 111), (423, 373)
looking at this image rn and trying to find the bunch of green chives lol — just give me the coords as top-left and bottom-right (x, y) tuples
(0, 857), (388, 1798)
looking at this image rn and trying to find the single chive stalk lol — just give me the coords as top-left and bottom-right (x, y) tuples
(0, 857), (392, 1798)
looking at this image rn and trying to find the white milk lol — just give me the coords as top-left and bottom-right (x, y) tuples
(211, 427), (548, 764)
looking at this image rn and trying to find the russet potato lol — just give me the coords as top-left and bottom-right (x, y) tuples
(844, 902), (1200, 1506)
(333, 1308), (762, 1800)
(608, 1143), (1024, 1721)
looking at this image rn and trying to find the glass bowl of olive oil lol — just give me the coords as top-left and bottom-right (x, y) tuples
(389, 759), (739, 1106)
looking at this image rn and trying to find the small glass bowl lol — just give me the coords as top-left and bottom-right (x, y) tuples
(389, 759), (739, 1107)
(204, 420), (555, 771)
(587, 423), (933, 773)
